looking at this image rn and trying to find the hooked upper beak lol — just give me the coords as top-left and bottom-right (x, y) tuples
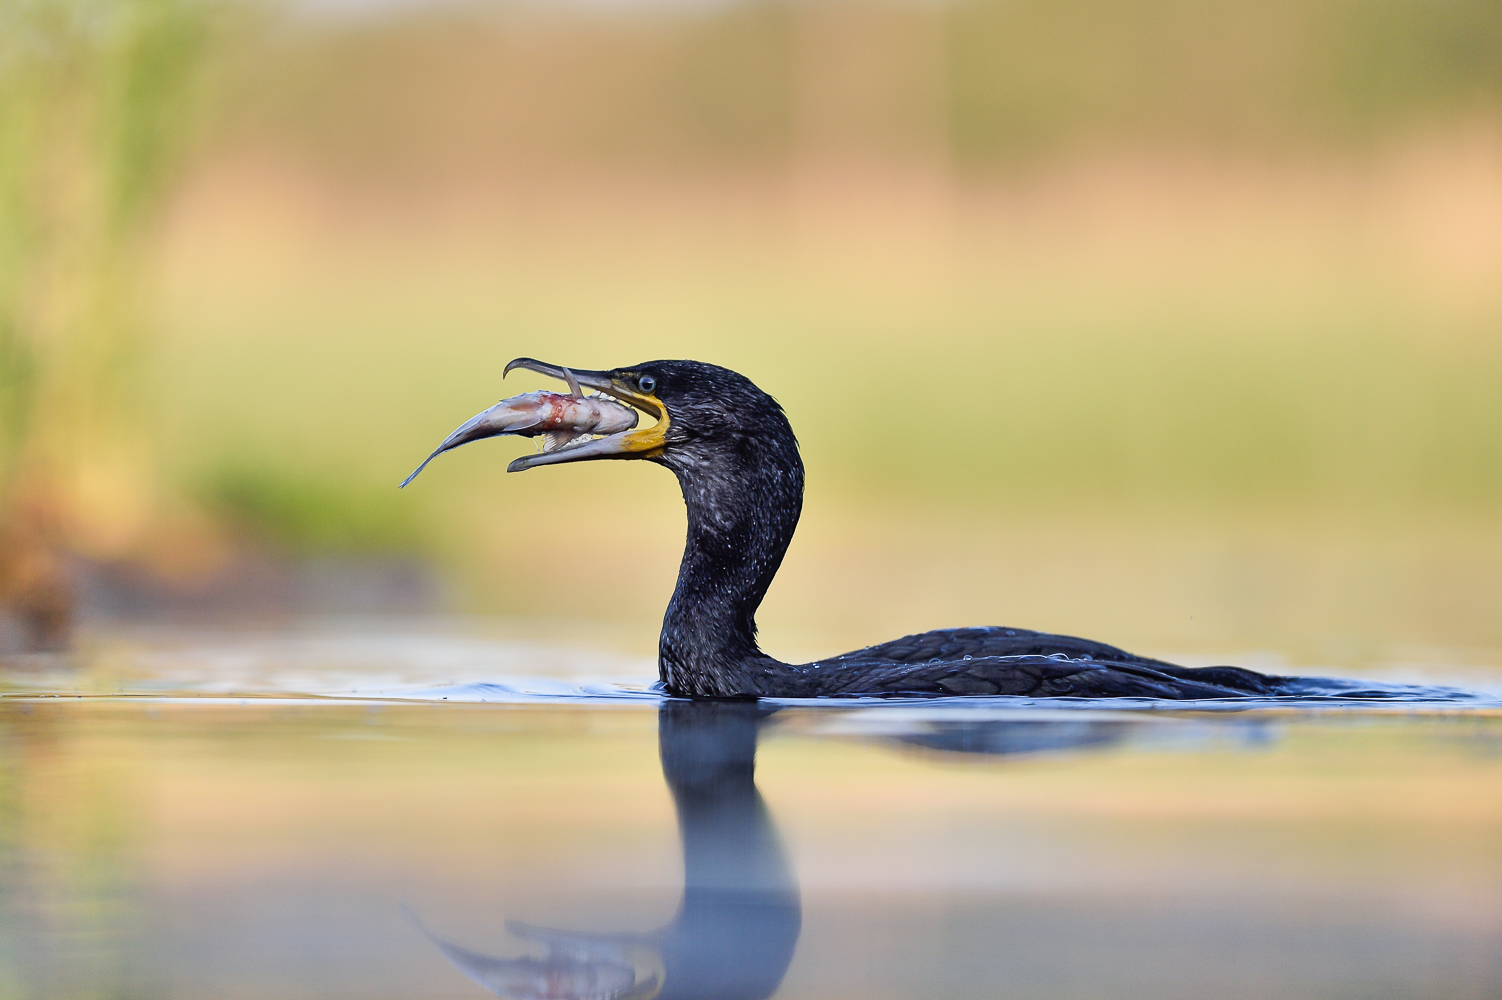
(502, 358), (665, 421)
(399, 358), (669, 487)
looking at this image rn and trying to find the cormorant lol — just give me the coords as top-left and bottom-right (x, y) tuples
(405, 358), (1293, 700)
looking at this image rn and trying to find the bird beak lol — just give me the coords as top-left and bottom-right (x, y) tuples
(400, 359), (669, 486)
(501, 358), (663, 419)
(500, 358), (669, 472)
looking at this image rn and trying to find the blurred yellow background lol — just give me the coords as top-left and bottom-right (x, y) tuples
(2, 0), (1500, 668)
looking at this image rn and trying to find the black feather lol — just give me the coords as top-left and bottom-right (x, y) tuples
(625, 360), (1285, 700)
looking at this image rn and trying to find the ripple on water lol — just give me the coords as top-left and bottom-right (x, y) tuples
(1, 623), (1500, 714)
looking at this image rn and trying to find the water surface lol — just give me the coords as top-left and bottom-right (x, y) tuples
(1, 625), (1500, 999)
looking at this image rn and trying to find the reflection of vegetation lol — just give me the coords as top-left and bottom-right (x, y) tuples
(0, 0), (228, 647)
(0, 707), (152, 999)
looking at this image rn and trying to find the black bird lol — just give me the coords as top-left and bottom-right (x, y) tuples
(406, 358), (1294, 700)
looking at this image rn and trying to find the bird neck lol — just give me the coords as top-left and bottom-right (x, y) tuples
(658, 436), (803, 697)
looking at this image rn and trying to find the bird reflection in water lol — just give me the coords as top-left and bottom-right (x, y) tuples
(410, 700), (800, 1000)
(410, 705), (1250, 999)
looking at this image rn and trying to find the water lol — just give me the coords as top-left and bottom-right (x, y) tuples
(2, 624), (1501, 999)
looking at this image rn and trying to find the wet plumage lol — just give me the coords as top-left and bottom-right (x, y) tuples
(406, 358), (1291, 700)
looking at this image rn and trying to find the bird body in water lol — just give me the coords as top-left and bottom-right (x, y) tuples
(405, 358), (1289, 700)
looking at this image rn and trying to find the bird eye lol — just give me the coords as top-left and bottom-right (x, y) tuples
(637, 375), (657, 393)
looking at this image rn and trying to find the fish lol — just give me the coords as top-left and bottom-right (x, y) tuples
(401, 390), (639, 487)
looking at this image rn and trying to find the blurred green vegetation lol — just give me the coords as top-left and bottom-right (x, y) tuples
(0, 0), (226, 488)
(3, 0), (1501, 654)
(203, 462), (422, 554)
(0, 0), (237, 645)
(947, 0), (1502, 157)
(223, 0), (1502, 175)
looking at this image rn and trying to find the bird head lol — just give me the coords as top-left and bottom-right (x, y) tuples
(401, 358), (793, 484)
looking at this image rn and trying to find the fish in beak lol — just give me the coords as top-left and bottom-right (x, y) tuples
(400, 358), (669, 486)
